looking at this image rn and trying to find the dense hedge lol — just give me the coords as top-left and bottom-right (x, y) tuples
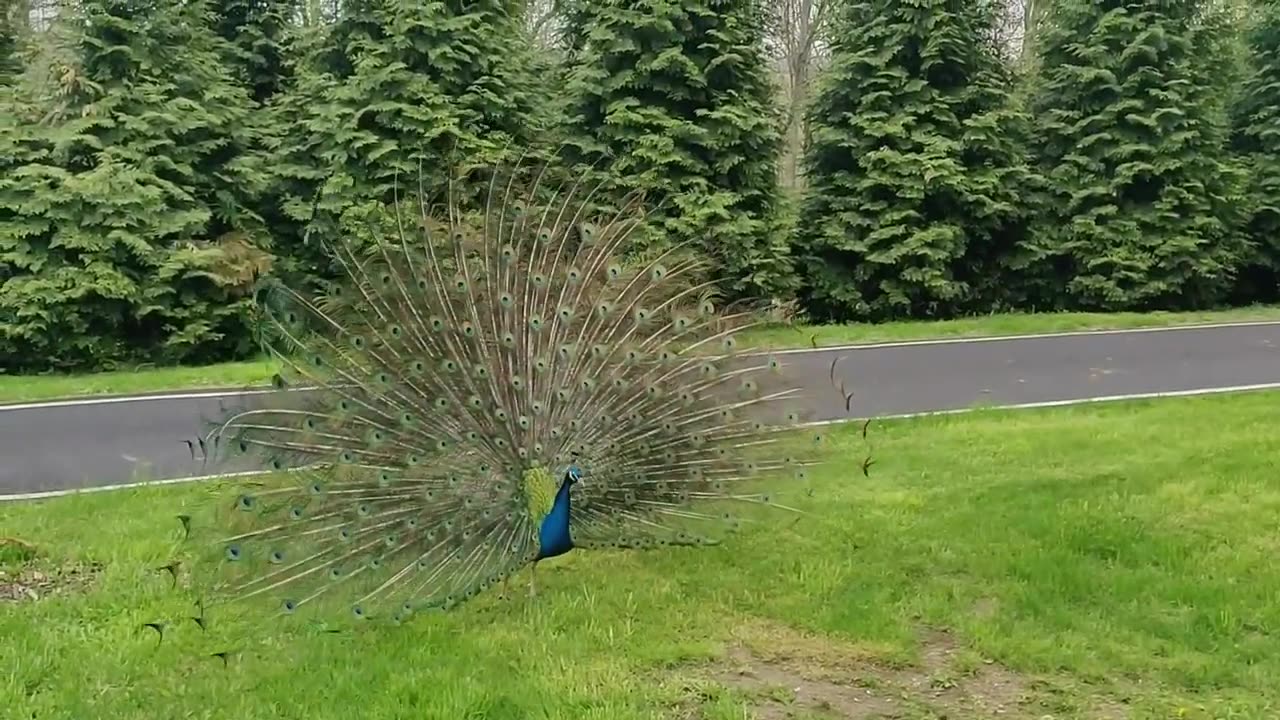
(0, 0), (20, 85)
(0, 0), (271, 371)
(0, 0), (1276, 372)
(797, 0), (1034, 321)
(1023, 0), (1249, 311)
(264, 0), (552, 285)
(1232, 0), (1280, 303)
(559, 0), (796, 300)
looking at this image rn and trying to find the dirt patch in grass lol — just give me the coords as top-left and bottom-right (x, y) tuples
(0, 537), (101, 603)
(708, 644), (906, 719)
(694, 619), (1127, 719)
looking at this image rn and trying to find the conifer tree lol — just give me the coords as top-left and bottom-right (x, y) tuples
(269, 0), (550, 282)
(1232, 0), (1280, 303)
(797, 0), (1034, 321)
(211, 0), (294, 105)
(1025, 0), (1247, 310)
(0, 0), (26, 307)
(559, 0), (795, 300)
(209, 0), (298, 293)
(0, 0), (272, 371)
(0, 0), (21, 83)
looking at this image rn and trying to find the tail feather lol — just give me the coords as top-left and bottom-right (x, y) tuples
(172, 156), (828, 628)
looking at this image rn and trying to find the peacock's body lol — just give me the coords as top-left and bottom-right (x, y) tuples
(177, 158), (826, 627)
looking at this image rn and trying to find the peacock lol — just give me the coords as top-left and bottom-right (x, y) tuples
(168, 156), (831, 634)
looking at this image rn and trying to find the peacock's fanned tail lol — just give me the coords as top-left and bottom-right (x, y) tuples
(179, 157), (826, 624)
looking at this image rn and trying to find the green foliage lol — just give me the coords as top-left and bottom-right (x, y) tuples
(0, 0), (272, 372)
(0, 1), (24, 297)
(1024, 0), (1249, 311)
(0, 0), (1273, 372)
(0, 0), (20, 84)
(1231, 0), (1280, 303)
(211, 0), (294, 105)
(268, 0), (552, 282)
(209, 0), (297, 303)
(559, 0), (795, 300)
(797, 0), (1035, 321)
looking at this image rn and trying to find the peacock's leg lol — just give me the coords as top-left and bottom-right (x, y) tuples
(529, 560), (538, 598)
(500, 573), (510, 600)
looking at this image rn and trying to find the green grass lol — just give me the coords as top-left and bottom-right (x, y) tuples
(743, 304), (1280, 350)
(4, 305), (1277, 405)
(4, 392), (1279, 719)
(0, 358), (279, 405)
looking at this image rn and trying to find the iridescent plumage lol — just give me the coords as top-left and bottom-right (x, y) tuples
(169, 155), (826, 629)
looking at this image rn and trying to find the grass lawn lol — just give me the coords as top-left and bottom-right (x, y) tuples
(0, 358), (280, 405)
(3, 305), (1279, 406)
(742, 304), (1280, 350)
(3, 392), (1278, 719)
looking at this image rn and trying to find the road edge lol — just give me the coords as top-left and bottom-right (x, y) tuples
(5, 380), (1278, 502)
(5, 318), (1280, 411)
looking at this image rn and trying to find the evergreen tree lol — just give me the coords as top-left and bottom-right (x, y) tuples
(0, 0), (26, 312)
(797, 0), (1034, 321)
(1231, 0), (1280, 303)
(0, 0), (272, 372)
(0, 0), (21, 84)
(269, 0), (551, 282)
(559, 0), (795, 300)
(211, 0), (294, 105)
(1025, 0), (1248, 310)
(209, 0), (298, 296)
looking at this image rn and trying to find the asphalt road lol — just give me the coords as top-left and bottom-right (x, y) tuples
(3, 322), (1279, 497)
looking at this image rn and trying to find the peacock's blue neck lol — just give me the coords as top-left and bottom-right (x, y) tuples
(536, 476), (574, 560)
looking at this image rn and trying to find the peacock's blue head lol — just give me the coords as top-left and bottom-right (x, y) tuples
(564, 451), (583, 485)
